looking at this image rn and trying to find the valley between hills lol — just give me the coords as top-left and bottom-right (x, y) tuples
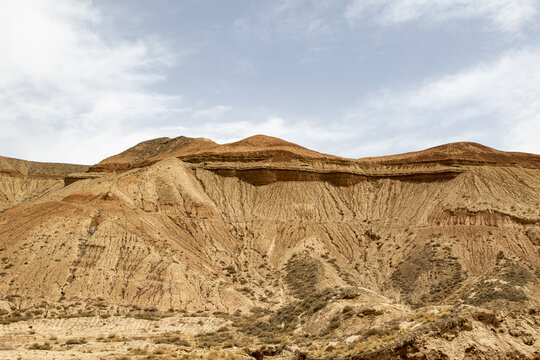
(0, 135), (539, 359)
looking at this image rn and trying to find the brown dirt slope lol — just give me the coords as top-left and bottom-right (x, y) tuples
(0, 136), (539, 359)
(361, 141), (540, 168)
(90, 136), (218, 172)
(0, 156), (88, 212)
(0, 155), (88, 177)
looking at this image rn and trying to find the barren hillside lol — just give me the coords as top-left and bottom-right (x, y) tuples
(0, 136), (539, 359)
(0, 156), (88, 212)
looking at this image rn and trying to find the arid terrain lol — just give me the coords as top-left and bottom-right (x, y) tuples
(0, 135), (539, 359)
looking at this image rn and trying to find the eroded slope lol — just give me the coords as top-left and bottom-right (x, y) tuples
(0, 137), (539, 359)
(0, 156), (88, 212)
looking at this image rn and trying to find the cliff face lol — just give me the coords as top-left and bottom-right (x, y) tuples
(0, 136), (539, 359)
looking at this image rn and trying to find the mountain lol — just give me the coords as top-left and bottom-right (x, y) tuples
(0, 136), (539, 359)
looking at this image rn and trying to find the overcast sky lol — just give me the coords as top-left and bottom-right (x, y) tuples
(1, 0), (539, 164)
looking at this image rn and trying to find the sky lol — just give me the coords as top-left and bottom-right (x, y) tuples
(1, 0), (539, 164)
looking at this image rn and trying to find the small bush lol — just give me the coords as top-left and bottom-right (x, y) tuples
(28, 342), (52, 350)
(65, 338), (87, 345)
(342, 306), (354, 315)
(154, 334), (190, 347)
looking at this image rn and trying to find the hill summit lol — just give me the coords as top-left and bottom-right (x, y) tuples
(89, 134), (337, 172)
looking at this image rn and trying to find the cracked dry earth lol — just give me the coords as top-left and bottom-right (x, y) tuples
(0, 135), (539, 359)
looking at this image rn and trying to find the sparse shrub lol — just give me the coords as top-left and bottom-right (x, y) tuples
(364, 326), (385, 337)
(390, 241), (464, 307)
(28, 342), (51, 350)
(358, 308), (383, 317)
(284, 254), (323, 299)
(0, 312), (31, 325)
(473, 311), (501, 327)
(154, 334), (190, 347)
(342, 306), (354, 315)
(128, 347), (148, 355)
(65, 338), (87, 345)
(322, 316), (341, 335)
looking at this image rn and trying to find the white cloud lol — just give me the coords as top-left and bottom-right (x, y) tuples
(343, 47), (540, 157)
(272, 0), (335, 37)
(0, 0), (339, 164)
(234, 0), (342, 46)
(1, 0), (538, 165)
(345, 0), (539, 33)
(0, 0), (207, 164)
